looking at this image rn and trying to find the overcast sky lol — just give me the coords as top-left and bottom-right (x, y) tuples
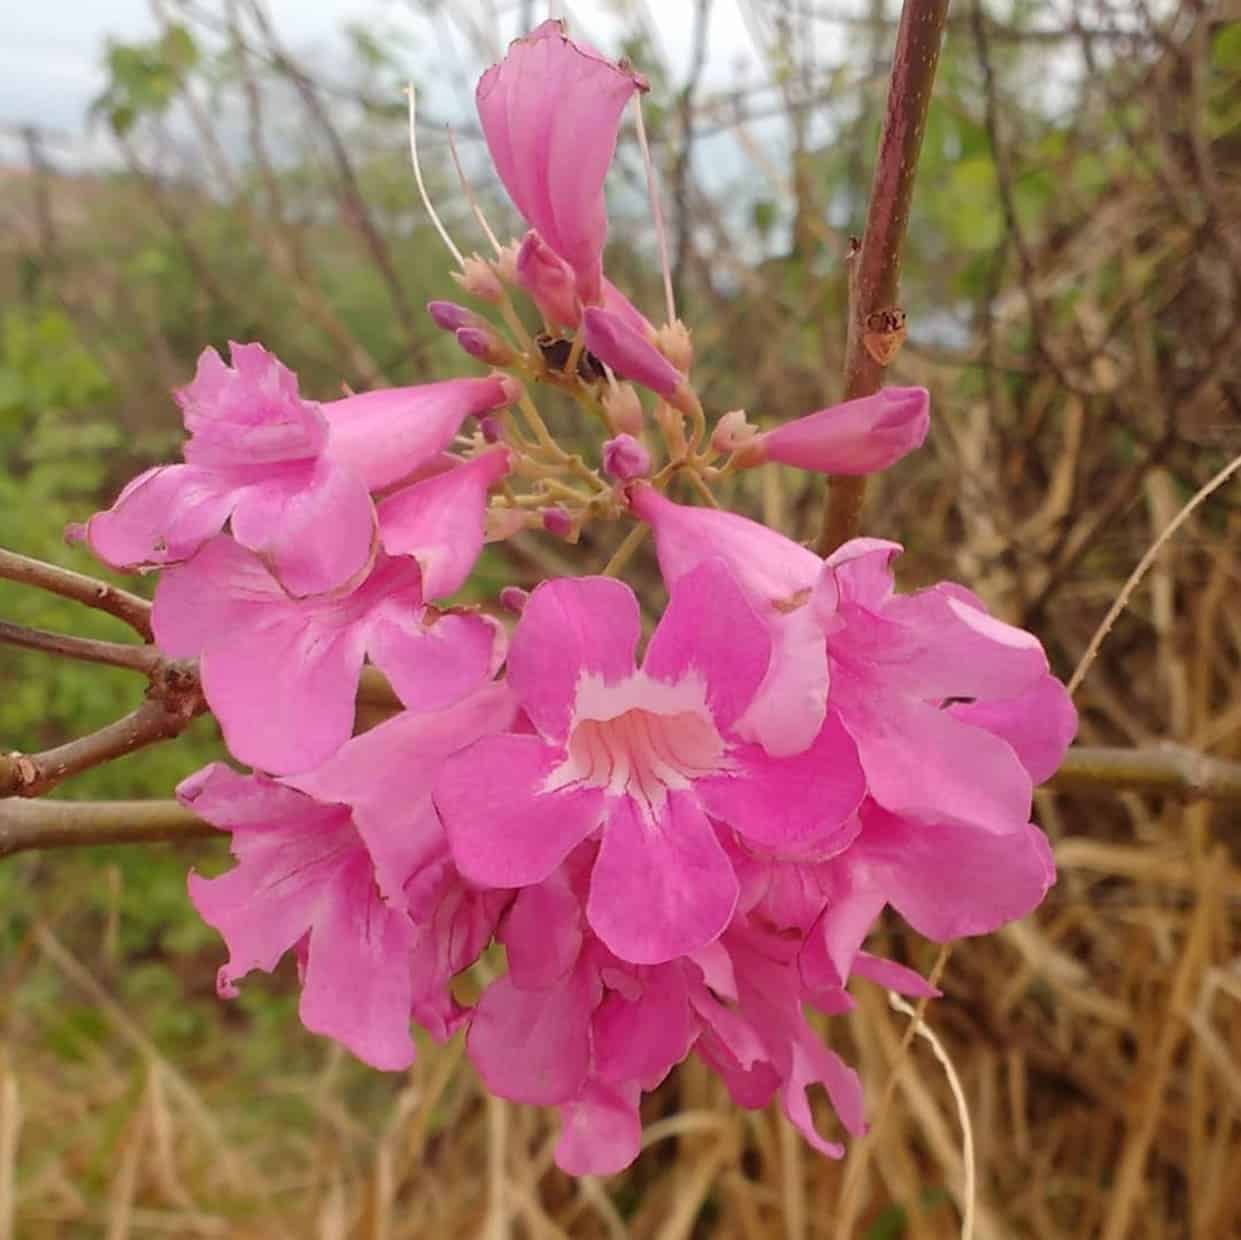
(0, 1), (822, 156)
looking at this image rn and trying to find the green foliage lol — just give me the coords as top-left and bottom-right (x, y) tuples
(93, 25), (200, 136)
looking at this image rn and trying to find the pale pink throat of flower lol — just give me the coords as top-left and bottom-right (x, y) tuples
(543, 671), (730, 821)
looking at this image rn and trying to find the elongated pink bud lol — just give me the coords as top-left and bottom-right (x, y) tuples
(456, 327), (514, 366)
(515, 231), (580, 327)
(581, 307), (681, 400)
(753, 387), (930, 476)
(427, 300), (481, 332)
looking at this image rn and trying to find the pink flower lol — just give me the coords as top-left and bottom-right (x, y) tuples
(72, 343), (512, 595)
(153, 537), (505, 774)
(819, 538), (1075, 833)
(183, 687), (514, 1066)
(751, 387), (930, 475)
(467, 860), (698, 1174)
(795, 799), (1056, 996)
(628, 490), (1077, 828)
(182, 762), (423, 1070)
(477, 20), (646, 307)
(434, 561), (864, 965)
(690, 919), (865, 1159)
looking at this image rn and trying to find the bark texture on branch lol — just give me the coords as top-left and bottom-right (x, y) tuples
(816, 0), (951, 554)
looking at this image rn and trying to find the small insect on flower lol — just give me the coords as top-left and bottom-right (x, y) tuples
(862, 306), (908, 366)
(536, 332), (608, 384)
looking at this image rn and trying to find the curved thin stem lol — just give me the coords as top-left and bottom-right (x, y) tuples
(0, 619), (159, 674)
(0, 547), (153, 639)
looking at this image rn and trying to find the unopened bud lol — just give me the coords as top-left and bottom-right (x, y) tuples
(711, 409), (758, 457)
(602, 434), (651, 482)
(499, 586), (529, 614)
(602, 383), (644, 436)
(452, 254), (505, 304)
(496, 374), (524, 407)
(456, 326), (514, 366)
(494, 241), (520, 285)
(427, 299), (479, 332)
(478, 414), (503, 444)
(541, 506), (574, 538)
(655, 319), (693, 372)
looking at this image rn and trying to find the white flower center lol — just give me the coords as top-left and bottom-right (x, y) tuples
(548, 673), (726, 821)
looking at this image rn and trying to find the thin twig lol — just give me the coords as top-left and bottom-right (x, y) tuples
(0, 799), (213, 858)
(815, 0), (950, 554)
(0, 547), (153, 639)
(0, 668), (204, 800)
(1050, 745), (1241, 801)
(0, 619), (159, 675)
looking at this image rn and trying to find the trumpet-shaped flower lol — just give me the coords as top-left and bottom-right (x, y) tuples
(751, 386), (930, 476)
(629, 489), (1076, 835)
(477, 20), (646, 307)
(435, 560), (865, 965)
(154, 537), (504, 774)
(71, 343), (513, 595)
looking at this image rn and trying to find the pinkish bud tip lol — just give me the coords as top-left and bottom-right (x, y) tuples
(499, 585), (529, 614)
(541, 506), (574, 538)
(427, 300), (479, 332)
(456, 327), (513, 366)
(454, 256), (506, 303)
(602, 434), (651, 482)
(478, 414), (502, 444)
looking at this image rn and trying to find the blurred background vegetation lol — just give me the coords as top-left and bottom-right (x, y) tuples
(1, 1), (1239, 1235)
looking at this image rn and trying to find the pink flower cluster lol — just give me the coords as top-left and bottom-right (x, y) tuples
(73, 20), (1076, 1176)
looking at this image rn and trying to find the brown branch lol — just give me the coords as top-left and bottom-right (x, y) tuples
(0, 547), (153, 639)
(815, 0), (951, 554)
(0, 619), (159, 675)
(0, 798), (214, 858)
(1049, 745), (1241, 801)
(0, 664), (205, 798)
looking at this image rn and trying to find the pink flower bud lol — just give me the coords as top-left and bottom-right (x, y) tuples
(499, 585), (529, 614)
(582, 307), (681, 400)
(453, 255), (505, 303)
(456, 327), (514, 366)
(515, 231), (580, 328)
(603, 383), (644, 436)
(478, 414), (502, 444)
(754, 386), (930, 476)
(428, 300), (480, 332)
(541, 506), (574, 538)
(602, 434), (651, 481)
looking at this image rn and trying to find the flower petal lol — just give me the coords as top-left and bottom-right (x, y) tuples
(230, 456), (375, 597)
(369, 611), (505, 715)
(507, 576), (641, 742)
(378, 449), (510, 599)
(832, 668), (1033, 832)
(468, 965), (594, 1105)
(73, 465), (237, 571)
(643, 558), (770, 731)
(324, 377), (510, 492)
(588, 792), (737, 964)
(437, 733), (606, 887)
(698, 711), (864, 849)
(949, 673), (1078, 784)
(298, 852), (418, 1070)
(477, 20), (644, 302)
(555, 1082), (643, 1176)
